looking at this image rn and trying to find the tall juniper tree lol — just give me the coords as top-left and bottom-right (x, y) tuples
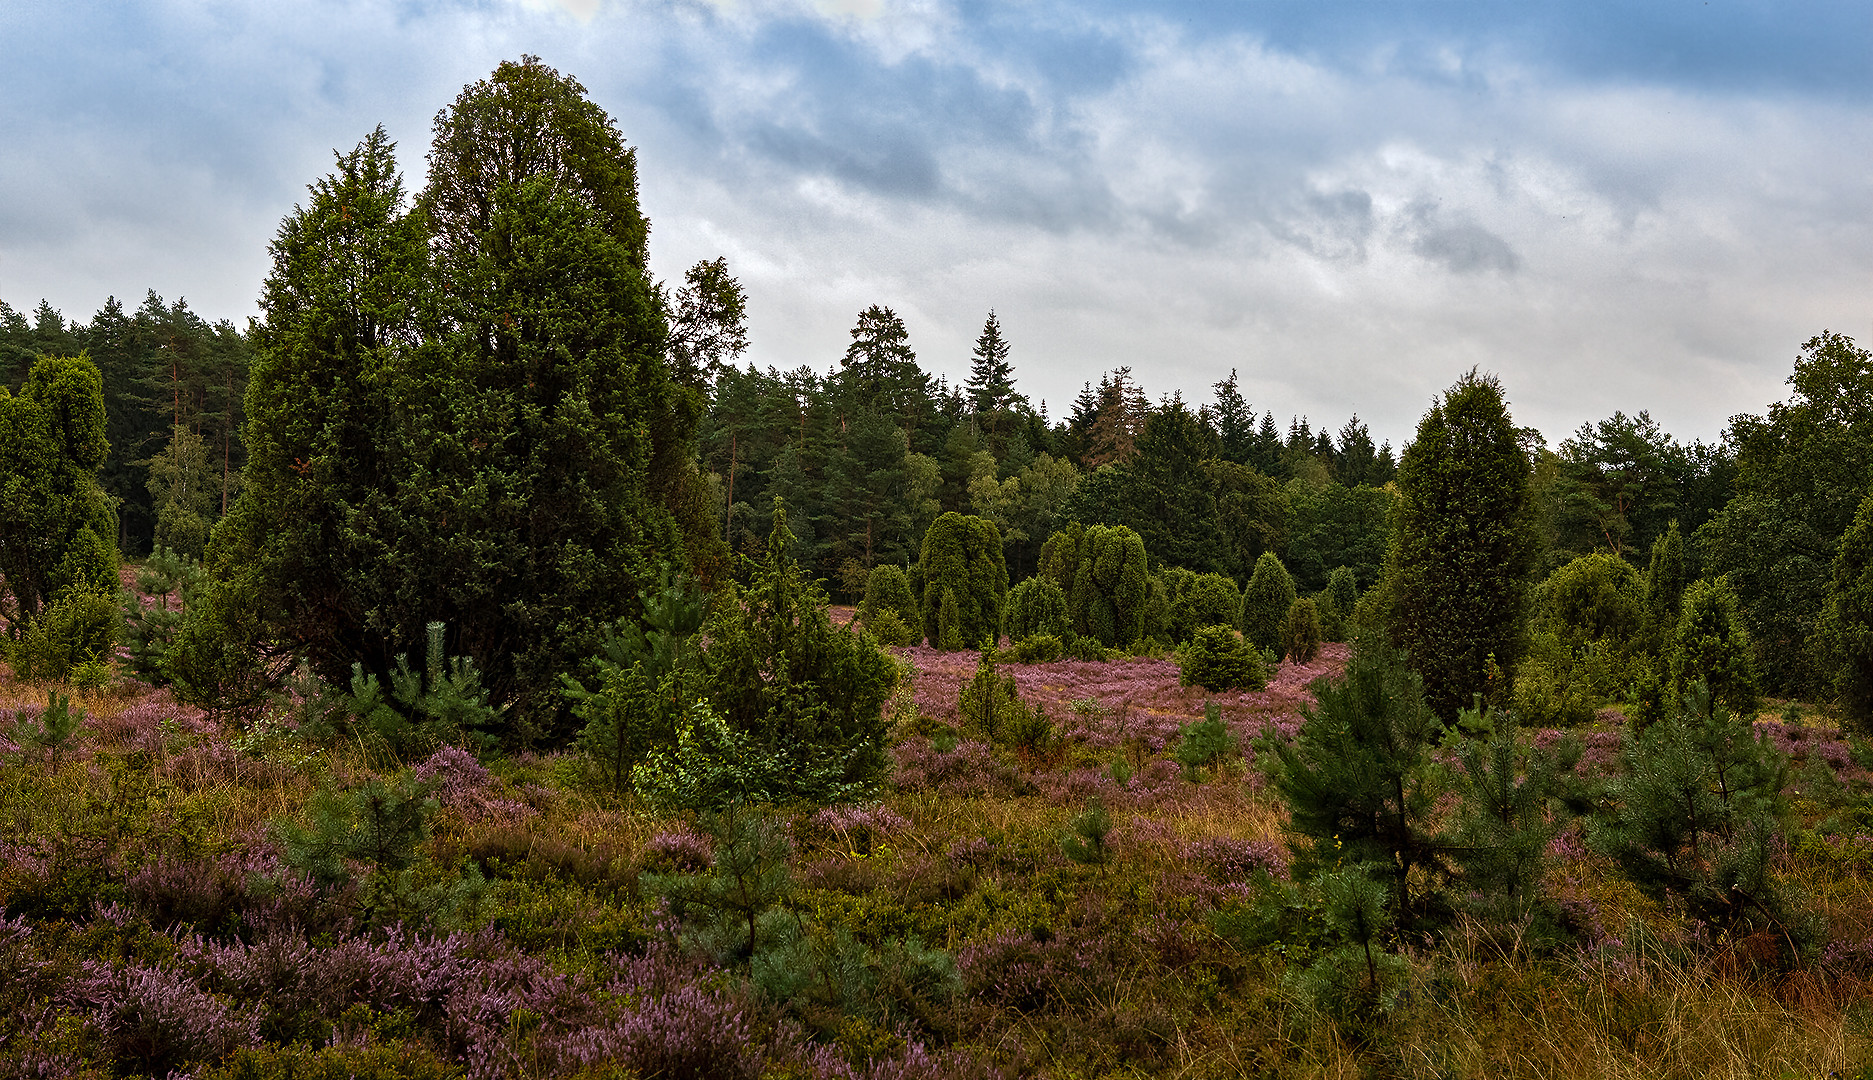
(1387, 370), (1538, 718)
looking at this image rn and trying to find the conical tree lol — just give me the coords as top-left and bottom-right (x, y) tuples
(1239, 551), (1297, 654)
(1825, 490), (1873, 730)
(1387, 370), (1537, 718)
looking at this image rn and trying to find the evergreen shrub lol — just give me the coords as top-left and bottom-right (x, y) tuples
(1069, 524), (1148, 647)
(1010, 633), (1064, 664)
(858, 564), (920, 644)
(1669, 577), (1761, 718)
(1164, 570), (1242, 645)
(1178, 625), (1266, 692)
(918, 512), (1007, 650)
(1281, 597), (1322, 664)
(1005, 576), (1070, 642)
(12, 585), (119, 681)
(1239, 552), (1296, 653)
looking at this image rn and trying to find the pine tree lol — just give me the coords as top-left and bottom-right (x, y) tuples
(1267, 632), (1448, 925)
(1388, 370), (1538, 718)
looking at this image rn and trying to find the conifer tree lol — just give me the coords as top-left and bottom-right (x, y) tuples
(1644, 519), (1690, 650)
(1069, 524), (1148, 647)
(1669, 577), (1761, 718)
(919, 512), (1008, 650)
(1387, 370), (1537, 718)
(1266, 632), (1448, 925)
(1239, 551), (1297, 653)
(964, 310), (1022, 433)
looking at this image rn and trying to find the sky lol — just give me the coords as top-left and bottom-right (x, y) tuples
(2, 0), (1869, 450)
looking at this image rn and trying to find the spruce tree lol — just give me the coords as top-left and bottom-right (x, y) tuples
(1388, 370), (1537, 718)
(964, 310), (1022, 432)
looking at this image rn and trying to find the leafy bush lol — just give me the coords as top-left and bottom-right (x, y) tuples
(1009, 633), (1063, 664)
(1669, 576), (1761, 717)
(1281, 596), (1322, 663)
(1162, 569), (1242, 645)
(1238, 552), (1296, 654)
(1005, 576), (1070, 642)
(859, 564), (921, 645)
(1069, 524), (1149, 647)
(1177, 625), (1266, 692)
(694, 504), (898, 806)
(918, 512), (1008, 650)
(12, 584), (119, 681)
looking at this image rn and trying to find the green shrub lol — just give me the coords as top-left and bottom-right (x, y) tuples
(1315, 590), (1347, 643)
(1005, 576), (1070, 642)
(1173, 701), (1238, 778)
(1238, 552), (1296, 653)
(1823, 492), (1873, 731)
(121, 545), (206, 686)
(919, 512), (1008, 650)
(13, 585), (120, 681)
(1281, 597), (1322, 664)
(959, 649), (1054, 756)
(1511, 633), (1600, 728)
(859, 564), (920, 642)
(342, 622), (506, 758)
(863, 607), (921, 648)
(1038, 523), (1084, 594)
(1060, 797), (1113, 867)
(1069, 524), (1148, 647)
(1010, 633), (1063, 664)
(1327, 565), (1359, 624)
(566, 570), (708, 791)
(206, 1042), (458, 1080)
(1178, 625), (1267, 692)
(9, 689), (85, 754)
(1165, 570), (1242, 645)
(1669, 576), (1761, 718)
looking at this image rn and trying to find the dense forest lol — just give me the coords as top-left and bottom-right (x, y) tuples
(3, 57), (1873, 1079)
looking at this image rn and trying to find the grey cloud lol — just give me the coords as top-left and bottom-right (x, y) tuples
(1407, 202), (1520, 274)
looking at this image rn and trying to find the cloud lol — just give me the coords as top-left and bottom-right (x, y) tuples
(0, 0), (1868, 449)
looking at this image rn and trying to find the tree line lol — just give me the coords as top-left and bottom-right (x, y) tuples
(3, 57), (1872, 788)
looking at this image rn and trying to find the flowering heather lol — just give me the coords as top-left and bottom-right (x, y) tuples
(1181, 836), (1288, 882)
(642, 827), (715, 873)
(69, 959), (261, 1074)
(810, 804), (911, 854)
(891, 738), (1024, 798)
(413, 745), (540, 825)
(85, 691), (214, 754)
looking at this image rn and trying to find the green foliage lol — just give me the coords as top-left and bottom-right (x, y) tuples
(1038, 524), (1084, 594)
(146, 423), (217, 560)
(1281, 597), (1322, 664)
(1238, 551), (1297, 653)
(219, 60), (704, 738)
(648, 805), (796, 969)
(687, 504), (898, 807)
(1591, 683), (1816, 956)
(1327, 566), (1359, 621)
(918, 512), (1008, 650)
(121, 544), (205, 685)
(858, 564), (920, 643)
(278, 771), (484, 928)
(958, 649), (1054, 756)
(1447, 702), (1583, 938)
(1060, 797), (1113, 867)
(341, 623), (506, 758)
(1281, 866), (1411, 1034)
(9, 689), (85, 754)
(1822, 490), (1873, 731)
(0, 354), (119, 656)
(1177, 625), (1267, 692)
(1266, 632), (1446, 924)
(1069, 523), (1148, 647)
(566, 569), (709, 792)
(1700, 331), (1873, 697)
(11, 584), (119, 681)
(1388, 370), (1538, 718)
(1004, 575), (1070, 642)
(1512, 554), (1647, 725)
(1159, 568), (1242, 646)
(206, 1041), (458, 1080)
(1009, 633), (1064, 664)
(1173, 701), (1238, 778)
(1669, 577), (1761, 718)
(1644, 520), (1691, 649)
